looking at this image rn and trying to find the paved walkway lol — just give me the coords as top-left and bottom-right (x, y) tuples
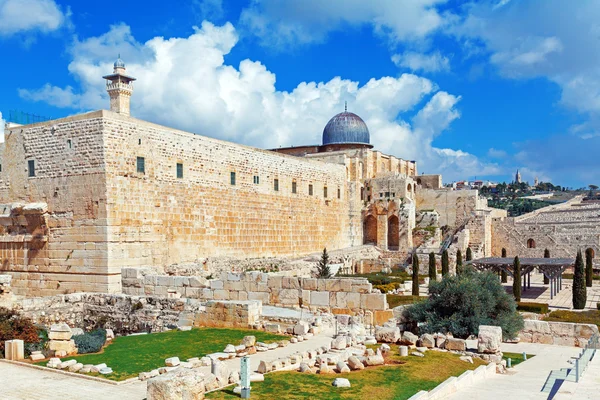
(446, 343), (582, 400)
(0, 328), (335, 399)
(0, 361), (147, 400)
(554, 348), (600, 399)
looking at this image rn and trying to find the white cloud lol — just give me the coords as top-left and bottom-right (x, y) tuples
(0, 0), (68, 36)
(487, 148), (507, 158)
(392, 51), (450, 73)
(239, 0), (450, 47)
(19, 21), (496, 182)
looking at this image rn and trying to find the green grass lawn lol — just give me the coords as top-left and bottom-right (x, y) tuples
(206, 345), (485, 400)
(37, 328), (287, 381)
(544, 310), (600, 329)
(502, 352), (534, 367)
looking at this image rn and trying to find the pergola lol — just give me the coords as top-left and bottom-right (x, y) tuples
(467, 257), (575, 299)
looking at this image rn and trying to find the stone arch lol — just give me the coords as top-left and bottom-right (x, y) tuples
(387, 215), (400, 250)
(407, 183), (412, 194)
(417, 178), (422, 185)
(364, 215), (377, 245)
(527, 238), (536, 249)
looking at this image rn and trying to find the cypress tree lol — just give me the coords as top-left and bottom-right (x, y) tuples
(441, 250), (449, 277)
(513, 256), (521, 302)
(412, 254), (420, 296)
(573, 250), (587, 309)
(501, 248), (508, 283)
(456, 249), (463, 274)
(428, 252), (436, 282)
(466, 247), (473, 261)
(585, 248), (594, 287)
(543, 249), (550, 284)
(316, 248), (331, 279)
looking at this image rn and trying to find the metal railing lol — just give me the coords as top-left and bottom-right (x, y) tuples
(570, 333), (599, 383)
(6, 110), (51, 125)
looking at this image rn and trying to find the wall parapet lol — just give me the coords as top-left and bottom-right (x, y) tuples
(518, 320), (598, 347)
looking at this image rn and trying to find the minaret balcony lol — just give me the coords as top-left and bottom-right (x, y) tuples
(106, 82), (133, 91)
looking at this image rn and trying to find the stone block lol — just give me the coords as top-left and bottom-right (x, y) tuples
(478, 325), (502, 354)
(310, 291), (330, 307)
(302, 278), (317, 291)
(147, 368), (208, 400)
(294, 321), (310, 336)
(402, 331), (418, 345)
(282, 277), (301, 289)
(210, 280), (224, 290)
(420, 334), (435, 348)
(4, 339), (24, 361)
(360, 293), (387, 310)
(48, 340), (77, 355)
(445, 338), (466, 351)
(165, 357), (180, 367)
(375, 327), (400, 343)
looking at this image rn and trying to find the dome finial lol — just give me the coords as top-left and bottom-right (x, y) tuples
(345, 101), (347, 112)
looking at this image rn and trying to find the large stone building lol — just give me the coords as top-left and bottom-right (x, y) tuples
(0, 59), (496, 296)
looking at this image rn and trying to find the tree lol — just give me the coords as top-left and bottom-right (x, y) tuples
(412, 254), (420, 296)
(573, 250), (587, 309)
(466, 247), (473, 262)
(543, 249), (550, 284)
(442, 250), (449, 276)
(456, 249), (463, 274)
(405, 267), (524, 339)
(501, 248), (508, 283)
(316, 248), (332, 279)
(513, 256), (521, 302)
(428, 252), (437, 282)
(586, 248), (594, 287)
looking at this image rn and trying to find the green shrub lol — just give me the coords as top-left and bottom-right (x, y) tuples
(545, 310), (600, 329)
(0, 307), (41, 356)
(405, 267), (524, 339)
(517, 302), (549, 314)
(373, 282), (401, 293)
(74, 329), (107, 354)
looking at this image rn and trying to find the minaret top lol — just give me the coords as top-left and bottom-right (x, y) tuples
(102, 56), (136, 116)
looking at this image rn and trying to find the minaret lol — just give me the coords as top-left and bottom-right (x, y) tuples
(515, 170), (522, 184)
(102, 56), (136, 116)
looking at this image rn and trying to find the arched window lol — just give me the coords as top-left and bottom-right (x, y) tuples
(527, 239), (536, 249)
(417, 178), (422, 185)
(407, 184), (412, 194)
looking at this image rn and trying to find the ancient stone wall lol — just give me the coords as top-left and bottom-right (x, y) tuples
(14, 292), (203, 334)
(0, 112), (116, 296)
(416, 189), (479, 228)
(415, 174), (442, 190)
(518, 320), (598, 347)
(194, 300), (261, 328)
(121, 269), (388, 313)
(491, 199), (600, 259)
(102, 112), (351, 268)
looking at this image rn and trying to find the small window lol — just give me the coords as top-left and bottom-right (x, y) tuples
(367, 195), (371, 202)
(527, 238), (536, 249)
(338, 188), (341, 199)
(292, 181), (297, 194)
(385, 191), (390, 197)
(67, 139), (72, 149)
(274, 179), (279, 191)
(0, 164), (2, 172)
(28, 160), (35, 177)
(380, 193), (383, 198)
(309, 184), (313, 196)
(139, 139), (142, 145)
(176, 163), (183, 179)
(230, 171), (236, 185)
(253, 175), (260, 184)
(324, 186), (328, 198)
(392, 192), (396, 197)
(136, 157), (145, 174)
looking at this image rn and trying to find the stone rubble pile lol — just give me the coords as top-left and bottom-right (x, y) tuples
(46, 357), (113, 375)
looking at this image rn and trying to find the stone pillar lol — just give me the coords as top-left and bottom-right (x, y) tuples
(5, 339), (24, 360)
(377, 214), (388, 250)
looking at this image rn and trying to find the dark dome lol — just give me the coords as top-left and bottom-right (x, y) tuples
(322, 111), (370, 145)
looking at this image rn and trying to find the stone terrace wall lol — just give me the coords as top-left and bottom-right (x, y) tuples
(122, 269), (387, 313)
(14, 293), (203, 334)
(518, 320), (599, 347)
(195, 300), (261, 328)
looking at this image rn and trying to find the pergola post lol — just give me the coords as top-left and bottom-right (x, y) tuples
(523, 274), (527, 292)
(550, 277), (554, 300)
(527, 272), (531, 289)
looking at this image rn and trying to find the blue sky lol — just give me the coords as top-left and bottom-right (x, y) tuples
(1, 0), (599, 188)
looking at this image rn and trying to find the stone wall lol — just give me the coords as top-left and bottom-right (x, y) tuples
(121, 269), (388, 312)
(416, 189), (480, 228)
(491, 197), (600, 258)
(13, 293), (203, 334)
(0, 110), (355, 295)
(194, 300), (261, 328)
(518, 320), (599, 347)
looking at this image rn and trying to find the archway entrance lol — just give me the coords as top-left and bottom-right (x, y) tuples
(364, 215), (377, 245)
(388, 215), (399, 250)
